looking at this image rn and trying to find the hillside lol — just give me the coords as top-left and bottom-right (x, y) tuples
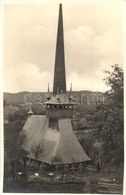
(4, 91), (45, 105)
(4, 90), (104, 106)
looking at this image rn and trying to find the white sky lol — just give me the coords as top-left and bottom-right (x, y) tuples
(3, 1), (124, 93)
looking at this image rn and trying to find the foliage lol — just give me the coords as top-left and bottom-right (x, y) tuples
(79, 134), (94, 156)
(18, 131), (27, 145)
(4, 121), (28, 162)
(7, 109), (27, 122)
(31, 144), (45, 160)
(92, 64), (123, 167)
(4, 99), (8, 107)
(4, 108), (28, 162)
(50, 154), (62, 164)
(32, 105), (46, 115)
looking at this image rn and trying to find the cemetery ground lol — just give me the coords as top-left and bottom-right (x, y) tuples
(3, 163), (123, 193)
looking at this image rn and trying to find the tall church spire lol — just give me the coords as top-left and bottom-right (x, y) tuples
(53, 4), (66, 95)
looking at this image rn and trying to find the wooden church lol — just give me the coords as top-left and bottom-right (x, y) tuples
(19, 4), (90, 166)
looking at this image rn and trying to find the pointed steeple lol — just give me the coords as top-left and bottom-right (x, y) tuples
(53, 4), (66, 95)
(69, 83), (73, 101)
(47, 83), (51, 100)
(27, 103), (33, 116)
(70, 83), (72, 92)
(48, 82), (50, 93)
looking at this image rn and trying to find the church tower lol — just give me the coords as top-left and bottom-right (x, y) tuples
(46, 4), (74, 122)
(45, 4), (90, 164)
(20, 4), (90, 165)
(53, 4), (66, 95)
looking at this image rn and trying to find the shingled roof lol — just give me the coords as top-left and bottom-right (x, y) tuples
(18, 4), (91, 165)
(20, 115), (90, 165)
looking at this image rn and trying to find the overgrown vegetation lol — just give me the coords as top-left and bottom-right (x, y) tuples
(92, 64), (123, 167)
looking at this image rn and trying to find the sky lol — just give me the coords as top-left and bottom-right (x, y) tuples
(3, 1), (124, 93)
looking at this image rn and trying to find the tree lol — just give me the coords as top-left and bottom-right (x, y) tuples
(7, 109), (27, 122)
(4, 108), (28, 162)
(93, 64), (123, 167)
(31, 144), (45, 160)
(4, 121), (28, 162)
(4, 99), (7, 107)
